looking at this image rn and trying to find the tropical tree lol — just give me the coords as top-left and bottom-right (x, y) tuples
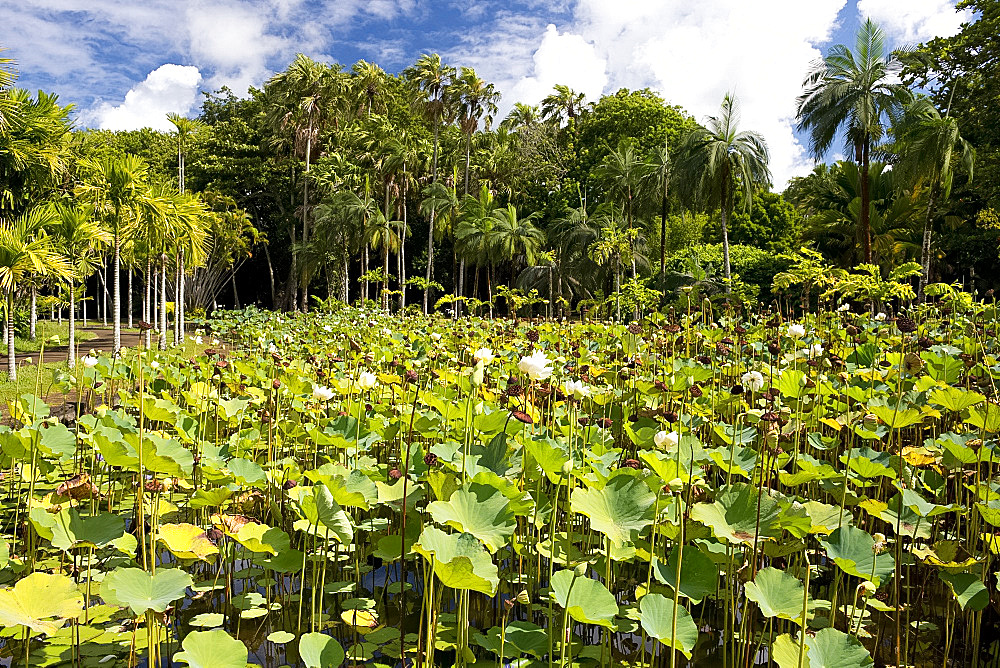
(404, 53), (456, 313)
(796, 18), (913, 263)
(76, 154), (159, 352)
(676, 93), (771, 286)
(594, 138), (650, 279)
(647, 136), (672, 285)
(890, 96), (975, 297)
(51, 202), (110, 367)
(0, 206), (70, 379)
(540, 84), (586, 126)
(455, 184), (498, 308)
(166, 112), (204, 340)
(264, 54), (345, 310)
(453, 67), (500, 195)
(488, 204), (544, 288)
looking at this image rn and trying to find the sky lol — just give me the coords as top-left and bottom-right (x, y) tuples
(4, 0), (974, 189)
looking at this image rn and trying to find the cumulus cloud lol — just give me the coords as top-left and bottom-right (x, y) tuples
(92, 64), (202, 131)
(185, 2), (287, 95)
(566, 0), (848, 189)
(507, 24), (607, 106)
(460, 0), (972, 189)
(857, 0), (972, 42)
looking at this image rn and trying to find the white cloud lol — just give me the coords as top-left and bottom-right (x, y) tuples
(91, 64), (202, 131)
(567, 0), (849, 190)
(507, 24), (607, 106)
(185, 3), (288, 95)
(857, 0), (973, 42)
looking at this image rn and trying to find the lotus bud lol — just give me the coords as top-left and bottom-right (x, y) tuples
(573, 562), (588, 578)
(516, 590), (530, 605)
(859, 580), (877, 595)
(561, 460), (574, 476)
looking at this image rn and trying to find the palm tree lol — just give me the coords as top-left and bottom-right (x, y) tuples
(351, 60), (388, 118)
(76, 154), (160, 353)
(51, 202), (110, 367)
(488, 204), (544, 287)
(890, 96), (974, 297)
(404, 54), (456, 313)
(540, 84), (585, 126)
(265, 55), (346, 310)
(646, 136), (672, 286)
(594, 138), (650, 279)
(0, 48), (19, 130)
(676, 93), (771, 287)
(796, 18), (913, 263)
(500, 103), (541, 133)
(453, 67), (500, 195)
(0, 206), (70, 379)
(455, 184), (498, 310)
(166, 112), (204, 340)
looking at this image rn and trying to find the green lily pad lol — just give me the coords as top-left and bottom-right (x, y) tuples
(638, 593), (698, 658)
(101, 567), (193, 615)
(174, 629), (248, 668)
(549, 569), (618, 629)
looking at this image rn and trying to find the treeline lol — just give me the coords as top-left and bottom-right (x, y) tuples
(2, 8), (998, 332)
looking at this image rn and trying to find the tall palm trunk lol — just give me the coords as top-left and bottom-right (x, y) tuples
(859, 136), (873, 263)
(159, 254), (168, 350)
(144, 258), (152, 349)
(178, 249), (185, 338)
(68, 283), (76, 368)
(300, 126), (313, 313)
(720, 170), (732, 290)
(918, 181), (939, 300)
(127, 269), (133, 329)
(7, 292), (15, 381)
(29, 287), (36, 341)
(113, 231), (121, 353)
(424, 124), (440, 314)
(659, 190), (668, 287)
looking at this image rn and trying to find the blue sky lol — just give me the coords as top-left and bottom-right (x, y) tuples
(5, 0), (972, 187)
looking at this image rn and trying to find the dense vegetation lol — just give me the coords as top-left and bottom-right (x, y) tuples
(2, 5), (1000, 667)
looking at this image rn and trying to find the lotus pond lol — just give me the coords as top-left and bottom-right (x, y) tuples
(3, 302), (1000, 668)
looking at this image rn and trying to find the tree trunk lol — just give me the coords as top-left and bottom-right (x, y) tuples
(113, 234), (121, 353)
(179, 249), (185, 338)
(128, 269), (133, 329)
(159, 255), (168, 350)
(68, 283), (76, 368)
(424, 124), (440, 315)
(29, 287), (36, 341)
(918, 183), (938, 301)
(860, 137), (873, 263)
(7, 292), (15, 381)
(232, 273), (241, 309)
(144, 258), (152, 349)
(263, 242), (277, 308)
(660, 190), (668, 287)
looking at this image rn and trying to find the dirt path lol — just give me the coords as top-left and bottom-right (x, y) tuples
(1, 328), (145, 366)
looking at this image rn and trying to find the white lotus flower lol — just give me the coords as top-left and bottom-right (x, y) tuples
(518, 350), (553, 381)
(654, 430), (679, 449)
(357, 370), (378, 390)
(312, 385), (334, 402)
(431, 332), (442, 342)
(150, 360), (161, 370)
(787, 323), (806, 338)
(875, 312), (887, 321)
(837, 303), (851, 312)
(81, 355), (99, 368)
(563, 379), (591, 399)
(741, 370), (765, 392)
(811, 343), (824, 356)
(473, 348), (495, 364)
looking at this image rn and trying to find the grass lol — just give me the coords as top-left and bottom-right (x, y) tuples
(11, 320), (98, 354)
(0, 332), (206, 405)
